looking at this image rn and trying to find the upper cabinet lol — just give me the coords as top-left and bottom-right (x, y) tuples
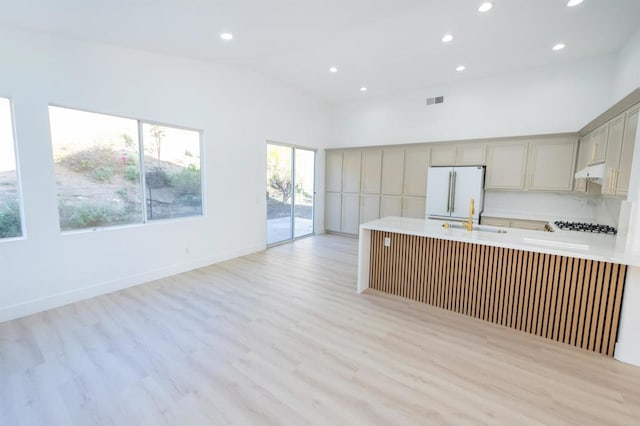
(574, 102), (639, 197)
(589, 124), (608, 165)
(361, 150), (382, 194)
(325, 151), (343, 192)
(528, 139), (577, 192)
(574, 133), (592, 193)
(404, 146), (430, 196)
(601, 114), (625, 196)
(430, 144), (457, 166)
(342, 150), (362, 193)
(617, 105), (639, 197)
(485, 141), (528, 190)
(381, 148), (405, 195)
(456, 143), (486, 165)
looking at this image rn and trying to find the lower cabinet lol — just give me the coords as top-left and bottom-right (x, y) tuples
(360, 195), (381, 224)
(481, 216), (548, 231)
(402, 196), (426, 219)
(325, 192), (342, 232)
(341, 193), (361, 235)
(381, 195), (403, 217)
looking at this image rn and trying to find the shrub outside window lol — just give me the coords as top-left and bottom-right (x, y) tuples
(49, 106), (203, 231)
(0, 98), (23, 239)
(142, 123), (202, 220)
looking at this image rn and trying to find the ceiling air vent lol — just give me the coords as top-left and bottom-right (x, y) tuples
(426, 96), (444, 106)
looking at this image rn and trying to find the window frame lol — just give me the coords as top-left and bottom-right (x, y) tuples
(0, 96), (26, 242)
(48, 103), (205, 233)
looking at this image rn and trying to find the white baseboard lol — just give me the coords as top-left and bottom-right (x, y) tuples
(0, 244), (265, 323)
(614, 341), (640, 367)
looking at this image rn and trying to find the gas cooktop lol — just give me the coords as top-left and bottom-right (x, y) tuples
(554, 221), (617, 235)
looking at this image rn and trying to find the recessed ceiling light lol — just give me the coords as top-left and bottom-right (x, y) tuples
(478, 2), (493, 12)
(456, 65), (466, 72)
(329, 66), (338, 73)
(220, 32), (233, 41)
(567, 0), (584, 6)
(442, 34), (454, 43)
(552, 43), (566, 51)
(360, 87), (368, 92)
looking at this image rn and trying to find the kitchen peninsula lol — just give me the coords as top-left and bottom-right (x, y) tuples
(357, 216), (639, 356)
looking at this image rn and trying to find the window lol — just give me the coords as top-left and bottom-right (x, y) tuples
(0, 98), (23, 239)
(142, 123), (202, 220)
(49, 106), (202, 231)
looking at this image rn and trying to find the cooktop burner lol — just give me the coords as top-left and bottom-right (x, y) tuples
(554, 221), (617, 235)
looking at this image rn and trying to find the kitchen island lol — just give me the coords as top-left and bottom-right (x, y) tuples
(357, 217), (639, 356)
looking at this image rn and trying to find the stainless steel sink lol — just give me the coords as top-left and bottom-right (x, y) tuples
(443, 223), (508, 234)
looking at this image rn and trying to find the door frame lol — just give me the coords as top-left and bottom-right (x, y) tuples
(266, 140), (317, 247)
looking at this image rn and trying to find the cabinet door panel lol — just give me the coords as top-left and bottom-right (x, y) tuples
(574, 134), (592, 193)
(360, 195), (380, 224)
(591, 125), (608, 164)
(381, 148), (404, 195)
(381, 195), (402, 217)
(325, 192), (342, 232)
(602, 114), (625, 195)
(325, 151), (343, 192)
(456, 143), (486, 165)
(403, 196), (426, 219)
(529, 139), (577, 192)
(361, 150), (382, 194)
(341, 193), (360, 235)
(481, 217), (511, 227)
(431, 145), (457, 166)
(404, 147), (430, 196)
(342, 151), (361, 193)
(485, 142), (528, 190)
(617, 106), (639, 196)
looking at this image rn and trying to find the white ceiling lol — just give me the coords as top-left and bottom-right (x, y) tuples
(1, 0), (639, 103)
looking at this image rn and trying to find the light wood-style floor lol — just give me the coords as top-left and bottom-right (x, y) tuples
(1, 235), (640, 425)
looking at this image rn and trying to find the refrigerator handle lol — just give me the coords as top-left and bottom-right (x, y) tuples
(451, 171), (457, 213)
(447, 171), (452, 212)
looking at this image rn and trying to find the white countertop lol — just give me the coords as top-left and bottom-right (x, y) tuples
(360, 217), (640, 266)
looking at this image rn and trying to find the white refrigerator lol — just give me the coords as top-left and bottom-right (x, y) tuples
(425, 166), (485, 222)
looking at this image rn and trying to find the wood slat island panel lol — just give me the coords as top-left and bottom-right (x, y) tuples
(369, 230), (627, 356)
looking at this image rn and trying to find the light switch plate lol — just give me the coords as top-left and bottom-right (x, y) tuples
(384, 237), (391, 247)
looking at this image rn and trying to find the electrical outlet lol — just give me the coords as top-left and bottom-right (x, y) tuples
(384, 237), (391, 247)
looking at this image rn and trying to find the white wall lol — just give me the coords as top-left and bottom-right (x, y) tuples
(0, 26), (330, 322)
(330, 55), (616, 148)
(483, 191), (600, 223)
(613, 29), (640, 103)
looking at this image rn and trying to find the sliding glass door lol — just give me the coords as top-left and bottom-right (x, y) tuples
(267, 143), (315, 245)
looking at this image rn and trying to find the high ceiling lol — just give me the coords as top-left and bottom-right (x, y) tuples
(1, 0), (639, 103)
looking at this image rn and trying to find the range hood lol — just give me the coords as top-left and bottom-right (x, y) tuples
(575, 162), (606, 183)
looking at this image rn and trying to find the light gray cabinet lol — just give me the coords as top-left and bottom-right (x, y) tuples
(341, 193), (361, 235)
(602, 114), (625, 196)
(456, 143), (486, 165)
(589, 124), (608, 165)
(360, 195), (381, 223)
(361, 150), (382, 194)
(381, 195), (402, 217)
(403, 147), (430, 196)
(325, 151), (343, 192)
(430, 145), (457, 166)
(381, 148), (405, 195)
(325, 192), (342, 232)
(403, 196), (426, 219)
(485, 141), (528, 190)
(574, 133), (592, 193)
(617, 105), (639, 196)
(528, 139), (577, 192)
(342, 151), (361, 193)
